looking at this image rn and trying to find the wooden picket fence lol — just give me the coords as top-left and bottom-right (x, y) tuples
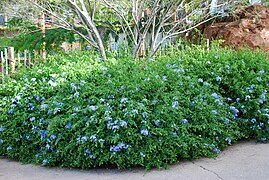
(0, 47), (46, 83)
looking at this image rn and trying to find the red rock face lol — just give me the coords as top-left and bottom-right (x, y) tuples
(204, 4), (269, 52)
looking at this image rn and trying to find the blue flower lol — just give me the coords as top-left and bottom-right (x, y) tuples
(74, 92), (80, 97)
(81, 136), (88, 142)
(141, 112), (148, 119)
(0, 139), (3, 144)
(42, 159), (47, 166)
(245, 95), (251, 101)
(110, 145), (119, 152)
(84, 149), (94, 158)
(26, 134), (30, 140)
(112, 125), (120, 131)
(48, 80), (57, 87)
(198, 78), (203, 83)
(181, 119), (188, 124)
(29, 117), (36, 122)
(140, 152), (146, 157)
(8, 109), (14, 114)
(40, 104), (48, 109)
(33, 96), (40, 101)
(260, 93), (266, 100)
(88, 106), (96, 111)
(107, 95), (114, 99)
(211, 93), (219, 99)
(45, 144), (51, 150)
(172, 132), (178, 137)
(98, 139), (105, 143)
(73, 107), (79, 112)
(154, 120), (160, 127)
(7, 146), (12, 151)
(84, 149), (90, 155)
(224, 118), (230, 125)
(110, 143), (129, 153)
(0, 126), (4, 132)
(11, 104), (17, 108)
(230, 106), (239, 114)
(162, 76), (167, 81)
(71, 83), (77, 91)
(203, 82), (210, 86)
(132, 109), (138, 114)
(257, 77), (262, 82)
(40, 130), (48, 140)
(120, 98), (128, 104)
(120, 120), (128, 127)
(212, 110), (217, 115)
(236, 98), (240, 103)
(65, 122), (72, 129)
(214, 148), (221, 154)
(225, 137), (232, 145)
(27, 103), (34, 111)
(172, 101), (178, 108)
(225, 65), (230, 69)
(140, 129), (149, 136)
(100, 67), (108, 71)
(90, 134), (97, 142)
(76, 136), (81, 143)
(246, 87), (252, 93)
(80, 80), (86, 86)
(216, 76), (222, 82)
(50, 135), (56, 140)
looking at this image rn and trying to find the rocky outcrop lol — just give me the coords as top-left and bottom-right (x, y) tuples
(204, 4), (269, 52)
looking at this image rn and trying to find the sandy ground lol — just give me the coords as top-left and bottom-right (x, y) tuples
(0, 140), (269, 180)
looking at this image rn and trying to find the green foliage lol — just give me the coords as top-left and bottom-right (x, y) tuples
(0, 28), (77, 52)
(0, 47), (268, 169)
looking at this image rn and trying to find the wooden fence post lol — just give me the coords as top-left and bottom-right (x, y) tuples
(4, 48), (8, 75)
(206, 39), (210, 51)
(8, 47), (15, 73)
(28, 51), (31, 67)
(24, 50), (27, 67)
(1, 51), (4, 83)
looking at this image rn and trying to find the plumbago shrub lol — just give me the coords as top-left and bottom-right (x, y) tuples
(0, 48), (268, 169)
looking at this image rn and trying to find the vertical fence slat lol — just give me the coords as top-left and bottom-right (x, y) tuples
(4, 48), (8, 75)
(28, 52), (31, 67)
(8, 47), (15, 73)
(34, 50), (37, 64)
(1, 51), (4, 83)
(24, 50), (27, 67)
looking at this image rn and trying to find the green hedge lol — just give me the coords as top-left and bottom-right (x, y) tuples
(0, 47), (268, 169)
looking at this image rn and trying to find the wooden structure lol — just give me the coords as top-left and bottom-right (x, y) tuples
(0, 47), (44, 83)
